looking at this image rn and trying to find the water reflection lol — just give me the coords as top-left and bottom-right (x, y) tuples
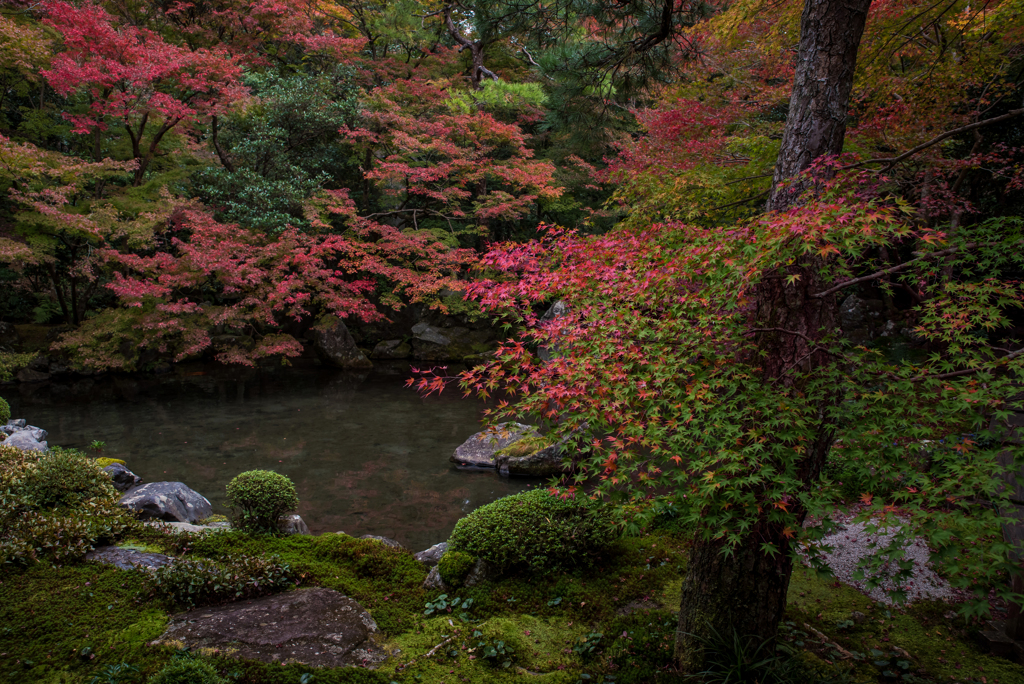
(6, 360), (537, 550)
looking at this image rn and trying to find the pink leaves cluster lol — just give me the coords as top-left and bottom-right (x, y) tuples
(41, 1), (245, 143)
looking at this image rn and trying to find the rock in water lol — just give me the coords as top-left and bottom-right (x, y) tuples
(496, 440), (572, 477)
(311, 317), (372, 369)
(450, 422), (540, 469)
(155, 588), (386, 668)
(414, 542), (448, 566)
(118, 482), (212, 523)
(103, 463), (143, 492)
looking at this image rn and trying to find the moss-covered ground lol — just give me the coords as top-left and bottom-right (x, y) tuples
(1, 524), (1022, 684)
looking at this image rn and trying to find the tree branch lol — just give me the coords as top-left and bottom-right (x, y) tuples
(842, 109), (1024, 171)
(909, 347), (1024, 382)
(811, 243), (980, 299)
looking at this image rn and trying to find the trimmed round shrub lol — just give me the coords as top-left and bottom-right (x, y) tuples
(17, 447), (118, 510)
(226, 469), (299, 534)
(149, 657), (227, 684)
(437, 550), (476, 586)
(0, 396), (9, 425)
(448, 489), (615, 572)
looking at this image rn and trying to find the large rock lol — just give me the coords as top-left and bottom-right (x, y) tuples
(16, 368), (50, 383)
(3, 430), (47, 452)
(496, 439), (572, 477)
(422, 557), (493, 590)
(414, 542), (448, 566)
(119, 482), (212, 523)
(411, 324), (493, 361)
(450, 422), (540, 469)
(155, 588), (386, 668)
(311, 317), (372, 369)
(103, 463), (142, 492)
(538, 300), (569, 362)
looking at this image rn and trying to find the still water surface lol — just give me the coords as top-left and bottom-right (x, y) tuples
(8, 361), (536, 551)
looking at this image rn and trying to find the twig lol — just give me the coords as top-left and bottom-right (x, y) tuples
(803, 623), (855, 660)
(811, 243), (980, 299)
(395, 631), (462, 672)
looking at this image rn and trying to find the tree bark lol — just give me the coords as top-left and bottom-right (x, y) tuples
(674, 0), (871, 671)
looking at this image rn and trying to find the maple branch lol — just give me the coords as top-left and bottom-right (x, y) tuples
(746, 328), (816, 345)
(842, 108), (1024, 171)
(909, 347), (1024, 382)
(811, 243), (981, 299)
(211, 115), (235, 173)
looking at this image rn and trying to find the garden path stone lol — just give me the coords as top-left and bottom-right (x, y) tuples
(154, 587), (386, 668)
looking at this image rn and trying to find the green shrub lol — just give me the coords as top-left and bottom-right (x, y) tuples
(149, 657), (226, 684)
(225, 470), (299, 534)
(0, 395), (9, 424)
(17, 447), (118, 510)
(448, 489), (616, 572)
(149, 553), (293, 608)
(437, 550), (476, 586)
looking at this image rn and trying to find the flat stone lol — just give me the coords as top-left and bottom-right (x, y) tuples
(359, 534), (403, 548)
(119, 482), (212, 523)
(411, 324), (451, 346)
(154, 587), (386, 668)
(160, 522), (225, 534)
(85, 545), (174, 571)
(414, 542), (448, 566)
(450, 422), (540, 469)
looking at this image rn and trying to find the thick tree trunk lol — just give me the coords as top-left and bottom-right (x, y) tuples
(675, 528), (795, 672)
(674, 0), (871, 671)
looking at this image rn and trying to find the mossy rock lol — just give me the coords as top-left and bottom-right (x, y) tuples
(495, 435), (551, 460)
(437, 550), (476, 587)
(95, 457), (126, 467)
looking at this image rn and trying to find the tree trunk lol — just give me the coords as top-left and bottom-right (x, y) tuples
(674, 0), (871, 671)
(675, 527), (795, 672)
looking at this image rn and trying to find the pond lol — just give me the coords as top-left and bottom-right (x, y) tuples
(5, 360), (538, 551)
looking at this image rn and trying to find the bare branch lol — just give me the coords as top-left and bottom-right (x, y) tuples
(811, 243), (980, 299)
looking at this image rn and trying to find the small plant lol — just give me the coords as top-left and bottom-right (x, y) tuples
(423, 594), (473, 616)
(0, 395), (9, 424)
(88, 662), (139, 684)
(148, 656), (227, 684)
(89, 440), (106, 451)
(470, 631), (516, 668)
(573, 632), (603, 658)
(547, 596), (563, 606)
(690, 627), (797, 684)
(870, 649), (920, 681)
(225, 469), (299, 534)
(16, 447), (118, 510)
(437, 550), (476, 586)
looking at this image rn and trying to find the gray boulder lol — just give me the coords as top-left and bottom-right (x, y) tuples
(370, 339), (411, 359)
(422, 557), (493, 590)
(119, 481), (212, 523)
(359, 534), (403, 548)
(411, 322), (451, 346)
(451, 422), (540, 469)
(311, 317), (372, 369)
(155, 587), (386, 668)
(103, 463), (143, 492)
(411, 325), (492, 361)
(414, 542), (448, 566)
(538, 300), (569, 362)
(279, 514), (311, 536)
(4, 430), (47, 452)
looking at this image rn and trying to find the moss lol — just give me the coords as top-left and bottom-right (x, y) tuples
(785, 566), (1024, 683)
(437, 550), (476, 587)
(659, 577), (682, 611)
(0, 563), (174, 683)
(93, 458), (125, 468)
(494, 435), (551, 459)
